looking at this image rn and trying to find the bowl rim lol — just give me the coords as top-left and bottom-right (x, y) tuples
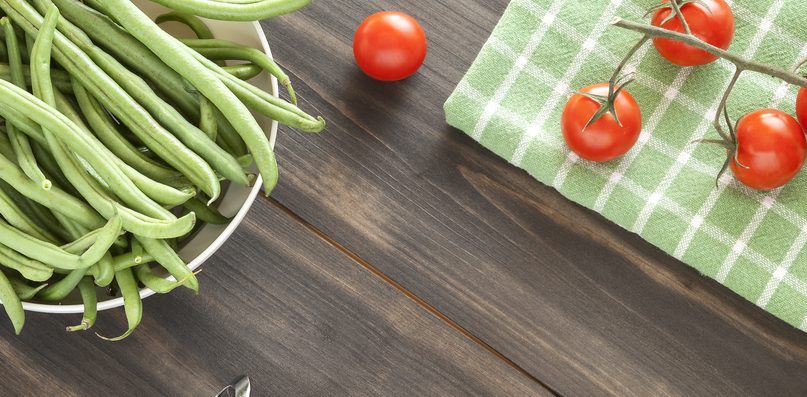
(21, 21), (279, 314)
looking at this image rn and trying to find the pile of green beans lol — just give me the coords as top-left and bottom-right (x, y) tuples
(0, 0), (322, 337)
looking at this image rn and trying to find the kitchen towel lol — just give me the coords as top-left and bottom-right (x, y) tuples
(444, 0), (807, 330)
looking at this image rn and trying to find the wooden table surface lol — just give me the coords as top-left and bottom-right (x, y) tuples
(4, 1), (807, 396)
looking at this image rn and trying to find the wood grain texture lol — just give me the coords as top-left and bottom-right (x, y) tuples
(0, 199), (548, 397)
(262, 0), (807, 395)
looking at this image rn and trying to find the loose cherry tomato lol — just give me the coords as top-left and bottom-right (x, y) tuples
(731, 109), (807, 190)
(353, 11), (427, 81)
(651, 0), (734, 66)
(561, 84), (642, 162)
(796, 88), (807, 128)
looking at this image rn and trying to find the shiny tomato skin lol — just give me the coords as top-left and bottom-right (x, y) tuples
(731, 109), (807, 190)
(353, 12), (427, 81)
(797, 88), (807, 128)
(561, 84), (642, 162)
(651, 0), (734, 66)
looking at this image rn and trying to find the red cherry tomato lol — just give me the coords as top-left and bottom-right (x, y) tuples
(353, 11), (427, 81)
(796, 88), (807, 128)
(651, 0), (734, 66)
(561, 84), (642, 162)
(731, 109), (807, 190)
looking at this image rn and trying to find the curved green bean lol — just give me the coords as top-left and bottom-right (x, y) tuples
(89, 252), (113, 288)
(72, 81), (183, 184)
(134, 264), (189, 294)
(223, 63), (263, 80)
(0, 269), (24, 334)
(37, 267), (85, 301)
(0, 184), (59, 242)
(55, 88), (196, 207)
(0, 244), (53, 282)
(66, 276), (97, 331)
(50, 0), (250, 155)
(137, 237), (198, 293)
(192, 51), (324, 132)
(184, 197), (231, 225)
(0, 217), (89, 270)
(182, 38), (296, 104)
(0, 148), (103, 230)
(98, 268), (141, 341)
(6, 0), (222, 200)
(141, 0), (311, 22)
(89, 50), (248, 188)
(155, 11), (215, 40)
(1, 17), (50, 190)
(97, 0), (281, 194)
(7, 274), (48, 300)
(0, 80), (173, 221)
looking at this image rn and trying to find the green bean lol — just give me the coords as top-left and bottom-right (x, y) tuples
(98, 268), (141, 341)
(88, 49), (248, 188)
(25, 5), (184, 224)
(0, 178), (71, 243)
(1, 17), (50, 190)
(0, 150), (103, 229)
(49, 0), (250, 156)
(155, 11), (215, 40)
(182, 38), (296, 104)
(222, 63), (263, 80)
(184, 197), (231, 225)
(0, 62), (71, 90)
(0, 83), (173, 222)
(66, 276), (97, 331)
(61, 227), (110, 253)
(0, 268), (24, 334)
(72, 82), (182, 184)
(137, 237), (198, 293)
(52, 211), (88, 242)
(0, 126), (14, 160)
(23, 215), (118, 272)
(56, 88), (196, 207)
(7, 0), (221, 201)
(68, 216), (122, 261)
(141, 0), (311, 22)
(6, 274), (47, 300)
(37, 267), (85, 301)
(89, 252), (113, 287)
(0, 217), (90, 270)
(134, 264), (188, 294)
(0, 244), (52, 282)
(0, 183), (58, 242)
(97, 0), (280, 194)
(41, 133), (196, 239)
(199, 95), (218, 141)
(29, 18), (176, 220)
(29, 141), (80, 197)
(113, 251), (153, 273)
(192, 51), (324, 132)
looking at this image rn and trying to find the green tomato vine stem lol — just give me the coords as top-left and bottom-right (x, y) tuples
(612, 17), (807, 88)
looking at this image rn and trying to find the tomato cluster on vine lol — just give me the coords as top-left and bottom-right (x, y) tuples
(561, 0), (807, 191)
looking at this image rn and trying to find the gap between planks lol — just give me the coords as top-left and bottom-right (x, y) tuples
(262, 195), (562, 396)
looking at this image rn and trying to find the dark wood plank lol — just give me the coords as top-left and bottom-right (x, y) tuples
(263, 1), (807, 395)
(0, 199), (549, 397)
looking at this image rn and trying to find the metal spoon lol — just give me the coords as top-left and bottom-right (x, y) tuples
(215, 376), (251, 397)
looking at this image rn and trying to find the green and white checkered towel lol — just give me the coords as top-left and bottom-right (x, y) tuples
(445, 0), (807, 330)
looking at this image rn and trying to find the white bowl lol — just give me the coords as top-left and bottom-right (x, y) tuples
(22, 2), (278, 314)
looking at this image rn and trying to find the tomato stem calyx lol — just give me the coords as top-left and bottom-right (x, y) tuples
(575, 74), (635, 130)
